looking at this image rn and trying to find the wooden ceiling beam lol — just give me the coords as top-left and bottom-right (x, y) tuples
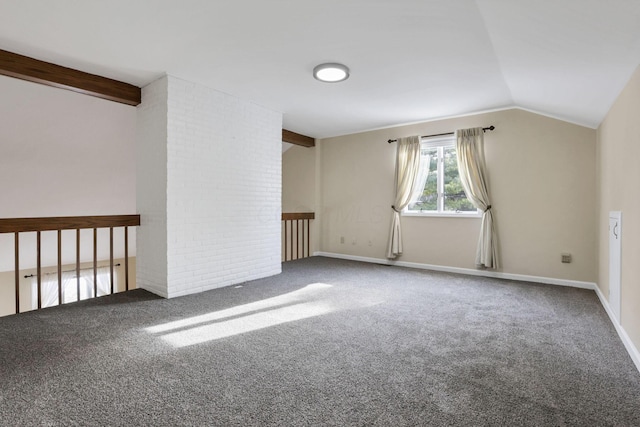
(0, 49), (141, 106)
(282, 129), (315, 147)
(0, 49), (320, 135)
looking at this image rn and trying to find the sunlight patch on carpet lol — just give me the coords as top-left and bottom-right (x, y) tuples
(160, 300), (336, 347)
(146, 283), (333, 334)
(147, 283), (334, 347)
(145, 282), (382, 347)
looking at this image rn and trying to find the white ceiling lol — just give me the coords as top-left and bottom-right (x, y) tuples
(0, 0), (639, 138)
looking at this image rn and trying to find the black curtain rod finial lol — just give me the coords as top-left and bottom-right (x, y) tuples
(388, 125), (496, 143)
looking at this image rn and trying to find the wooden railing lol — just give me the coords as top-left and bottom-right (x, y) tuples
(0, 214), (140, 314)
(282, 212), (314, 262)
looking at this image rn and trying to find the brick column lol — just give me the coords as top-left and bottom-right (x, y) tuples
(137, 75), (282, 298)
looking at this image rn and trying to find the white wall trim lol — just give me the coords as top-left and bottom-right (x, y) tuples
(314, 252), (596, 289)
(593, 285), (640, 373)
(314, 251), (640, 373)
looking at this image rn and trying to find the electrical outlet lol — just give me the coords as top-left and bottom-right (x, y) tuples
(561, 253), (572, 263)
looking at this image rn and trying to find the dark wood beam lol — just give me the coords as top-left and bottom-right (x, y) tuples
(0, 49), (141, 106)
(282, 129), (315, 147)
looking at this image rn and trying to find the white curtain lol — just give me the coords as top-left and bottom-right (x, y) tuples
(456, 127), (499, 269)
(31, 266), (116, 309)
(83, 266), (116, 297)
(61, 271), (93, 303)
(31, 270), (77, 309)
(386, 135), (422, 259)
(409, 148), (431, 205)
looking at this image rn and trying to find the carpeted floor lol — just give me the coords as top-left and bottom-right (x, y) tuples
(1, 256), (639, 426)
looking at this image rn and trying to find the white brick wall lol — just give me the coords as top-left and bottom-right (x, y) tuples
(137, 75), (282, 298)
(136, 77), (169, 297)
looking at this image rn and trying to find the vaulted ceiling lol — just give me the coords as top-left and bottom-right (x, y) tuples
(1, 0), (639, 138)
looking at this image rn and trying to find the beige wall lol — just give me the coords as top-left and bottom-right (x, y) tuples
(317, 108), (597, 282)
(597, 65), (640, 351)
(282, 145), (316, 212)
(282, 144), (320, 257)
(0, 257), (136, 317)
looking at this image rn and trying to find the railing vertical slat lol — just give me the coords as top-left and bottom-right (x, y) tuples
(93, 228), (97, 298)
(284, 220), (288, 261)
(14, 232), (19, 314)
(306, 219), (310, 258)
(124, 227), (129, 291)
(76, 229), (80, 302)
(296, 219), (304, 259)
(302, 220), (307, 258)
(290, 221), (294, 261)
(109, 227), (114, 294)
(57, 230), (62, 305)
(37, 231), (41, 310)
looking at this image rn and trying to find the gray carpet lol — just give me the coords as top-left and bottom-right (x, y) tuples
(1, 256), (639, 426)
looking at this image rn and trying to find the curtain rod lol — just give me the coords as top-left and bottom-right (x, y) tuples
(387, 126), (495, 143)
(24, 263), (121, 279)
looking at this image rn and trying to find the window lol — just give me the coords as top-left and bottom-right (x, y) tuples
(406, 136), (479, 216)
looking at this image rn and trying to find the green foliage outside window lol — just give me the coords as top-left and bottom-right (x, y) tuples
(408, 144), (476, 213)
(442, 147), (476, 212)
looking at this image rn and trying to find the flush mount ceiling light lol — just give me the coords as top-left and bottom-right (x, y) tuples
(313, 63), (350, 83)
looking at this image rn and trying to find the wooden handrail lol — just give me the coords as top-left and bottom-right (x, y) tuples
(2, 214), (140, 315)
(282, 212), (315, 221)
(0, 214), (140, 233)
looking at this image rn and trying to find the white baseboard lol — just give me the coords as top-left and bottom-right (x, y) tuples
(313, 251), (640, 373)
(593, 286), (640, 373)
(314, 252), (596, 289)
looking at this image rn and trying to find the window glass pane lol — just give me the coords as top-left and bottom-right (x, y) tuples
(443, 146), (476, 212)
(408, 148), (437, 211)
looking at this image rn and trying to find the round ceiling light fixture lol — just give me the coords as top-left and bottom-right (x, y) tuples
(313, 63), (350, 83)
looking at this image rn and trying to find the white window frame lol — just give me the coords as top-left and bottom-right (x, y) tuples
(404, 135), (481, 218)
